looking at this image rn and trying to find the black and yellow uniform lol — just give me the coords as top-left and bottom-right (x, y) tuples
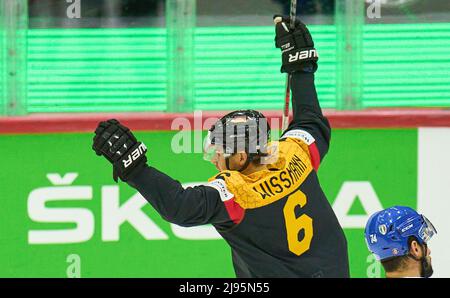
(128, 73), (349, 277)
(127, 71), (349, 277)
(91, 15), (350, 278)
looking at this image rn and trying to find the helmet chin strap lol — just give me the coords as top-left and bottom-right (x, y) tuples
(225, 154), (253, 172)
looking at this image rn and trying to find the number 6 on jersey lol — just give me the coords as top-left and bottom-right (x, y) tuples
(283, 190), (313, 256)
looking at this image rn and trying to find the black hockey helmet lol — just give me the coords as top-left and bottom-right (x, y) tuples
(204, 110), (271, 172)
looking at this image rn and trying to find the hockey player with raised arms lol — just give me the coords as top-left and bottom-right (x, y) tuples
(92, 16), (350, 278)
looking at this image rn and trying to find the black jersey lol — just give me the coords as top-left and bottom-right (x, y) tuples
(127, 71), (350, 277)
(206, 136), (349, 277)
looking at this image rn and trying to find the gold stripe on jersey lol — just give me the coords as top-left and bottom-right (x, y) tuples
(208, 138), (313, 209)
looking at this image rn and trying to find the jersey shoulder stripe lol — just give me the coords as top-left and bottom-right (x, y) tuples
(207, 178), (245, 224)
(207, 179), (234, 202)
(282, 129), (315, 145)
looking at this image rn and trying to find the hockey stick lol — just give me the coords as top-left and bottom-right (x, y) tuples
(281, 0), (297, 133)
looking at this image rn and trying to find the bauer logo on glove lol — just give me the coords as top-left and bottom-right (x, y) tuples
(122, 143), (147, 168)
(92, 119), (148, 182)
(288, 49), (318, 63)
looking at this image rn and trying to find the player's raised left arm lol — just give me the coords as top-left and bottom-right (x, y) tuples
(126, 165), (235, 227)
(274, 16), (331, 170)
(92, 119), (235, 228)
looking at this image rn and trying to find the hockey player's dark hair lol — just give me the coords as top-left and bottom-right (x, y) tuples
(380, 236), (418, 272)
(381, 254), (409, 273)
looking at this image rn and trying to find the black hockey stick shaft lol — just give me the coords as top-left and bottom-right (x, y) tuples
(282, 0), (297, 132)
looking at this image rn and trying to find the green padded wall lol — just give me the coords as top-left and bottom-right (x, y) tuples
(0, 4), (6, 115)
(363, 23), (450, 107)
(27, 28), (167, 113)
(0, 23), (4, 115)
(193, 26), (337, 111)
(25, 23), (450, 113)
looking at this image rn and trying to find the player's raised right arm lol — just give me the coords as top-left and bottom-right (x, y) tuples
(274, 16), (331, 170)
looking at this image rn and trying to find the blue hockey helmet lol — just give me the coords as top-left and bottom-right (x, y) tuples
(364, 206), (436, 261)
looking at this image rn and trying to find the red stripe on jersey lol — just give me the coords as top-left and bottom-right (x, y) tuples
(223, 199), (245, 224)
(309, 142), (321, 171)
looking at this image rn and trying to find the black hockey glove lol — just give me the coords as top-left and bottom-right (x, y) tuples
(274, 15), (318, 74)
(92, 119), (147, 182)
